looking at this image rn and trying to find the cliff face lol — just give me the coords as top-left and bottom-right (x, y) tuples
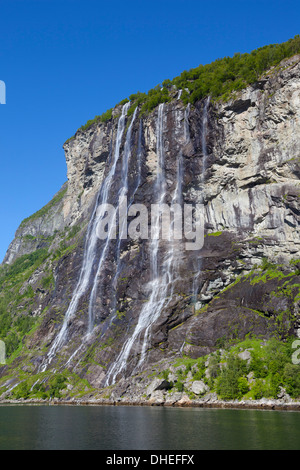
(1, 55), (300, 397)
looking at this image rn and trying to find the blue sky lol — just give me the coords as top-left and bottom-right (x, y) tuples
(0, 0), (299, 262)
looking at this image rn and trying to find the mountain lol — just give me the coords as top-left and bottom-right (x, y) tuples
(0, 38), (300, 405)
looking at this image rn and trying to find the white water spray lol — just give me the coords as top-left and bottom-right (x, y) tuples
(40, 102), (130, 371)
(106, 102), (188, 384)
(112, 107), (138, 290)
(192, 96), (210, 305)
(87, 102), (132, 333)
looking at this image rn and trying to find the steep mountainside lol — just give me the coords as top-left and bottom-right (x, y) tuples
(0, 47), (300, 404)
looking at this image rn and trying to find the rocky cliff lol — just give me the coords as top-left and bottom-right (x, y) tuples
(0, 54), (299, 402)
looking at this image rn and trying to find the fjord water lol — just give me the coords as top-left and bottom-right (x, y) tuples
(0, 406), (300, 450)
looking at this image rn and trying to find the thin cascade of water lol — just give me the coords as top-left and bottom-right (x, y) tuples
(105, 104), (166, 384)
(87, 102), (132, 333)
(132, 119), (143, 198)
(112, 107), (138, 290)
(98, 118), (144, 339)
(40, 190), (105, 371)
(158, 107), (185, 304)
(184, 103), (191, 143)
(106, 103), (187, 384)
(192, 96), (210, 306)
(200, 96), (210, 190)
(40, 102), (130, 371)
(138, 106), (188, 366)
(109, 115), (143, 320)
(136, 101), (169, 365)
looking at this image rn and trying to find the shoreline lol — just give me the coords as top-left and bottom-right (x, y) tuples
(1, 397), (300, 411)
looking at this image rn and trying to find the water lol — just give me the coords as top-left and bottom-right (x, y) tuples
(112, 107), (138, 296)
(184, 102), (190, 143)
(133, 119), (143, 196)
(105, 104), (166, 383)
(40, 102), (130, 371)
(0, 405), (300, 450)
(200, 96), (210, 184)
(106, 103), (185, 384)
(42, 99), (206, 378)
(88, 101), (132, 332)
(192, 96), (210, 305)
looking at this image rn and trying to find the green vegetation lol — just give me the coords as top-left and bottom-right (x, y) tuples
(11, 374), (67, 400)
(41, 273), (55, 290)
(0, 214), (84, 362)
(67, 35), (300, 140)
(0, 248), (49, 289)
(247, 258), (288, 285)
(176, 255), (300, 401)
(20, 186), (67, 228)
(75, 108), (113, 134)
(216, 355), (249, 400)
(51, 239), (78, 261)
(66, 224), (81, 240)
(23, 234), (36, 241)
(0, 248), (50, 357)
(3, 368), (95, 401)
(166, 336), (300, 401)
(207, 231), (223, 237)
(168, 34), (300, 104)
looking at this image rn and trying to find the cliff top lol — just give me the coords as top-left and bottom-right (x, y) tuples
(65, 35), (300, 145)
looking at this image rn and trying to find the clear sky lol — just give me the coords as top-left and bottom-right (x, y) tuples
(0, 0), (299, 262)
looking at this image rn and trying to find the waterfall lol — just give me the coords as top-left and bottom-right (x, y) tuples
(42, 96), (209, 380)
(40, 102), (130, 371)
(184, 103), (191, 143)
(109, 114), (142, 318)
(132, 119), (143, 197)
(87, 102), (133, 333)
(192, 96), (210, 306)
(112, 107), (138, 291)
(105, 104), (166, 384)
(106, 102), (186, 384)
(94, 116), (144, 339)
(201, 96), (210, 186)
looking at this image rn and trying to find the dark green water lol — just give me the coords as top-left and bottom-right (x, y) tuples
(0, 405), (300, 450)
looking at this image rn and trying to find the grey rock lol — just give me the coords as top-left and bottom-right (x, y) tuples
(191, 380), (209, 395)
(1, 55), (300, 400)
(146, 378), (171, 396)
(238, 350), (252, 363)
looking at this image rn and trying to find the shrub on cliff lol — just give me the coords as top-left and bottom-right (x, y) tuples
(216, 355), (248, 400)
(283, 363), (300, 398)
(67, 35), (300, 141)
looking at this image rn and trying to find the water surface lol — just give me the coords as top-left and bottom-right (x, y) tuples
(0, 405), (299, 450)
